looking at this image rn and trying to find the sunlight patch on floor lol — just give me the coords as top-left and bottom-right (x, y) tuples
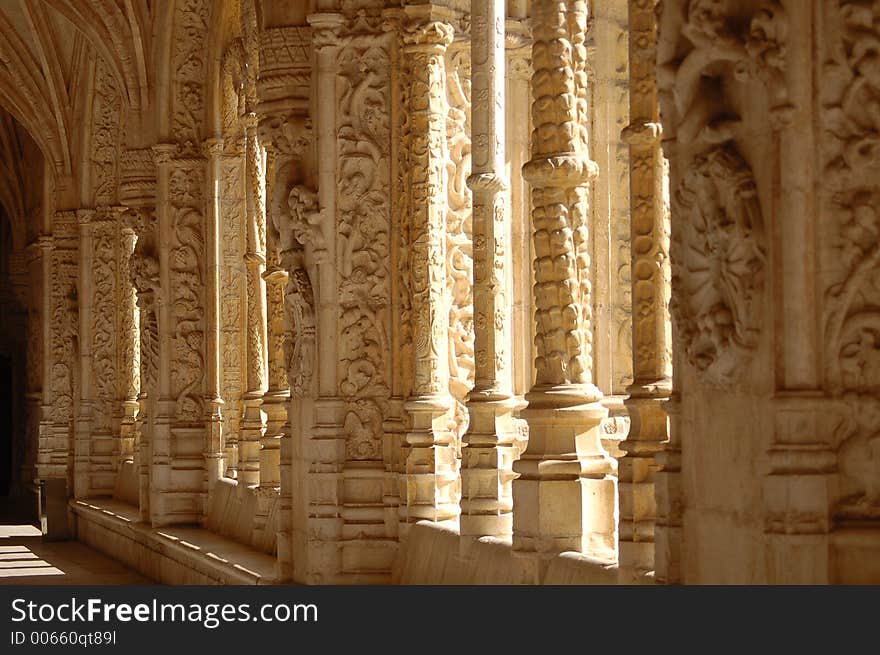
(0, 525), (65, 578)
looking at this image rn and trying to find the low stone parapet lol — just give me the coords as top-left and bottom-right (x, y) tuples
(71, 499), (280, 585)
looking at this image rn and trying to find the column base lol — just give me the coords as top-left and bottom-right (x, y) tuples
(618, 383), (670, 580)
(400, 393), (459, 536)
(513, 397), (615, 560)
(460, 394), (520, 546)
(238, 398), (266, 487)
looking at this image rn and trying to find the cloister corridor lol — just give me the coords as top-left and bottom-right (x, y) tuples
(0, 0), (876, 586)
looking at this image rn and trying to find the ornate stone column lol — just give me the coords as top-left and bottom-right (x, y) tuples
(151, 143), (177, 525)
(117, 215), (140, 473)
(152, 143), (208, 526)
(24, 240), (43, 492)
(505, 14), (533, 419)
(204, 138), (225, 492)
(42, 213), (78, 511)
(656, 0), (802, 583)
(121, 147), (159, 522)
(461, 0), (518, 545)
(399, 6), (459, 534)
(261, 147), (286, 491)
(618, 0), (672, 584)
(513, 0), (615, 579)
(239, 114), (269, 489)
(73, 208), (95, 499)
(88, 207), (121, 496)
(293, 11), (346, 583)
(258, 21), (313, 583)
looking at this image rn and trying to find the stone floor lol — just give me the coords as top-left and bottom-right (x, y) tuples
(0, 524), (151, 585)
(0, 494), (151, 585)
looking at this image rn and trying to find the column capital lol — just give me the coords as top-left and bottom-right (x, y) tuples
(401, 8), (455, 50)
(466, 172), (508, 194)
(622, 119), (663, 146)
(307, 12), (345, 50)
(203, 137), (225, 157)
(76, 208), (96, 226)
(522, 154), (599, 187)
(152, 143), (177, 164)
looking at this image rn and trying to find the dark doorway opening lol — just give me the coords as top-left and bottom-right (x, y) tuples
(0, 354), (11, 497)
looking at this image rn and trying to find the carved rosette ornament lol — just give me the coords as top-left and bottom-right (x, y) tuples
(659, 1), (784, 387)
(670, 146), (765, 387)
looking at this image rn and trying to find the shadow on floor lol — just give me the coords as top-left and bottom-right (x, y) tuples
(0, 494), (151, 585)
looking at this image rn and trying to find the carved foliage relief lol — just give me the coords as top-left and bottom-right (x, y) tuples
(404, 20), (454, 397)
(671, 146), (764, 386)
(337, 34), (392, 460)
(50, 217), (78, 426)
(173, 0), (209, 145)
(823, 1), (880, 518)
(118, 223), (140, 404)
(91, 215), (118, 433)
(660, 1), (784, 387)
(445, 41), (474, 443)
(91, 59), (122, 205)
(168, 0), (209, 423)
(129, 208), (159, 397)
(280, 186), (318, 401)
(169, 164), (206, 422)
(220, 158), (245, 444)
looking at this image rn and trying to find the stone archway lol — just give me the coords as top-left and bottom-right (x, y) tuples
(0, 110), (45, 527)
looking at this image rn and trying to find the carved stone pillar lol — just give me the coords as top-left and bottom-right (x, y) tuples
(42, 214), (78, 499)
(505, 16), (533, 420)
(152, 143), (208, 526)
(617, 0), (672, 584)
(127, 204), (159, 522)
(121, 147), (158, 521)
(460, 0), (517, 545)
(74, 208), (95, 499)
(588, 0), (633, 459)
(239, 114), (269, 488)
(261, 147), (286, 491)
(88, 207), (120, 496)
(259, 21), (314, 583)
(204, 138), (225, 493)
(117, 216), (140, 472)
(513, 0), (615, 579)
(336, 17), (396, 580)
(399, 7), (458, 534)
(24, 240), (43, 492)
(292, 11), (346, 583)
(657, 0), (807, 583)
